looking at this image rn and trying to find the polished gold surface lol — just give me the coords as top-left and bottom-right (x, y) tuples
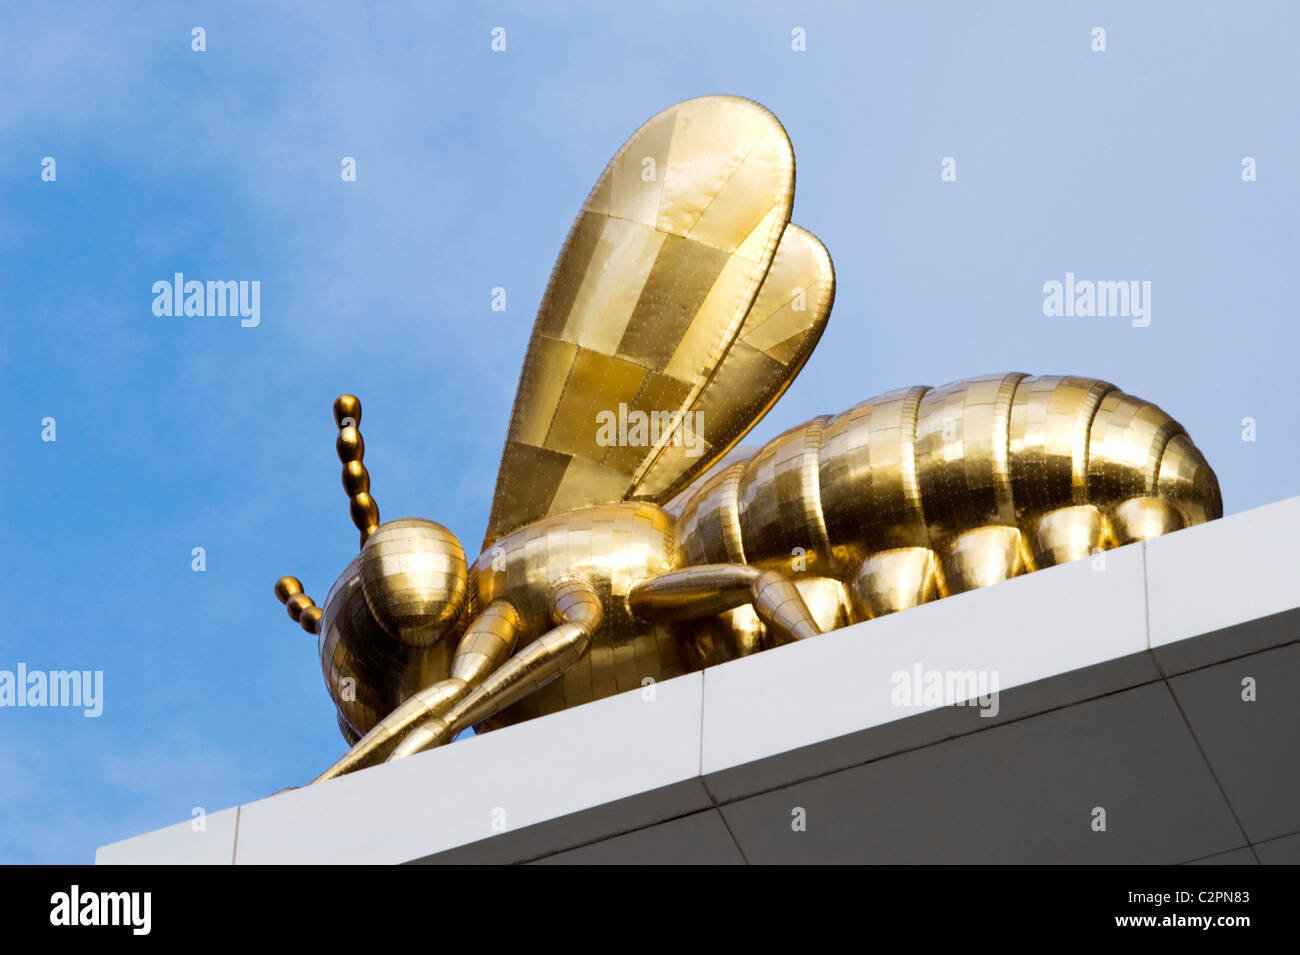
(850, 547), (941, 620)
(336, 710), (361, 747)
(672, 460), (749, 565)
(792, 576), (851, 633)
(678, 605), (765, 669)
(334, 395), (380, 549)
(817, 386), (932, 556)
(1008, 375), (1115, 515)
(737, 414), (837, 575)
(1109, 495), (1186, 544)
(1024, 504), (1111, 571)
(313, 598), (521, 778)
(937, 524), (1026, 595)
(275, 576), (322, 635)
(273, 576), (301, 602)
(915, 373), (1026, 542)
(628, 561), (820, 644)
(668, 372), (1219, 637)
(675, 374), (1222, 572)
(635, 224), (835, 499)
(315, 553), (454, 738)
(267, 95), (1224, 782)
(1156, 434), (1221, 525)
(469, 501), (685, 730)
(358, 519), (467, 648)
(481, 95), (797, 548)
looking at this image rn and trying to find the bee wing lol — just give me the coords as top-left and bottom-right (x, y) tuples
(482, 95), (795, 548)
(629, 223), (834, 502)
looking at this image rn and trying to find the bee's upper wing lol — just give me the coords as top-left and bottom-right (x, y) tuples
(482, 95), (795, 548)
(629, 224), (834, 502)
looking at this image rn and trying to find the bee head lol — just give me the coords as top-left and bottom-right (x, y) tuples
(355, 517), (468, 647)
(327, 394), (469, 646)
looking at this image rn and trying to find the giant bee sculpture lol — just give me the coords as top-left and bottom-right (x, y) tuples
(272, 96), (1220, 782)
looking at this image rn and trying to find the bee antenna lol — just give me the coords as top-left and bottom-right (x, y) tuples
(275, 576), (322, 635)
(334, 394), (380, 549)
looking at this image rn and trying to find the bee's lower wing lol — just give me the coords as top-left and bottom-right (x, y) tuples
(631, 223), (835, 502)
(481, 95), (794, 549)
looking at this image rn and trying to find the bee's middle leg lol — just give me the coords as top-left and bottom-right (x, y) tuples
(629, 564), (822, 646)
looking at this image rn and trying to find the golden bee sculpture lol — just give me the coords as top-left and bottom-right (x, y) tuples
(272, 95), (1221, 782)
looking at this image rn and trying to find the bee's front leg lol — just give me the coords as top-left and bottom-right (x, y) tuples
(312, 600), (522, 783)
(385, 577), (603, 762)
(629, 564), (821, 646)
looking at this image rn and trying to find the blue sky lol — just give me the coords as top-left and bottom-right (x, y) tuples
(2, 1), (1297, 863)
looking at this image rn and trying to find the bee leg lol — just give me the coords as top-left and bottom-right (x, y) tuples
(849, 547), (943, 620)
(311, 600), (522, 783)
(1021, 504), (1114, 571)
(629, 564), (821, 646)
(1108, 496), (1185, 545)
(385, 578), (603, 762)
(935, 525), (1027, 595)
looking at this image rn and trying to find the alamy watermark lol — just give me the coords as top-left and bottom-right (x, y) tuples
(152, 273), (260, 327)
(50, 886), (150, 935)
(0, 663), (103, 717)
(890, 663), (1000, 717)
(595, 404), (705, 458)
(1042, 272), (1151, 328)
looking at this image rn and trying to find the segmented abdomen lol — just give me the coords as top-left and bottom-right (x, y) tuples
(673, 373), (1221, 574)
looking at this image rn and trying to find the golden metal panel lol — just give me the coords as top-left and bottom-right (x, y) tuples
(656, 252), (756, 382)
(1156, 433), (1223, 525)
(1023, 505), (1111, 571)
(548, 454), (641, 518)
(657, 98), (785, 240)
(597, 372), (693, 474)
(483, 96), (795, 548)
(358, 518), (467, 647)
(534, 212), (610, 338)
(633, 224), (835, 501)
(607, 106), (676, 228)
(818, 386), (931, 555)
(680, 605), (765, 669)
(793, 576), (850, 633)
(469, 501), (685, 729)
(486, 443), (571, 534)
(937, 525), (1026, 595)
(1110, 495), (1185, 544)
(736, 416), (834, 572)
(915, 373), (1026, 544)
(672, 461), (747, 566)
(511, 337), (579, 447)
(316, 554), (453, 738)
(1087, 390), (1185, 510)
(557, 217), (666, 353)
(849, 547), (941, 621)
(685, 128), (794, 252)
(615, 234), (731, 369)
(1008, 375), (1115, 517)
(543, 346), (646, 455)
